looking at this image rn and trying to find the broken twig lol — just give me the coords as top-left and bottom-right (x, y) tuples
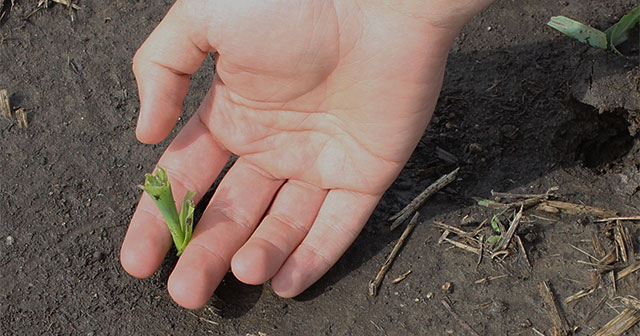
(391, 270), (412, 284)
(595, 216), (640, 222)
(539, 200), (617, 218)
(495, 206), (523, 251)
(369, 212), (418, 296)
(539, 281), (571, 335)
(440, 299), (481, 336)
(389, 167), (459, 230)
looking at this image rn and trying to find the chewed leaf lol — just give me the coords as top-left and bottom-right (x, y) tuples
(548, 16), (608, 50)
(140, 167), (194, 256)
(177, 191), (196, 256)
(490, 214), (502, 234)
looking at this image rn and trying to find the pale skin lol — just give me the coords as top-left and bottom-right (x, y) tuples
(120, 0), (494, 309)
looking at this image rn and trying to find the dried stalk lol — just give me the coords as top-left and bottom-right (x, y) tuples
(593, 308), (640, 336)
(389, 168), (459, 230)
(369, 212), (418, 296)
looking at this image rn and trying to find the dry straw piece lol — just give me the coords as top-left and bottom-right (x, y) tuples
(15, 108), (27, 128)
(0, 89), (11, 118)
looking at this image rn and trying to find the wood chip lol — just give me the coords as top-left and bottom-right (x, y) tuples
(0, 89), (10, 118)
(593, 308), (640, 336)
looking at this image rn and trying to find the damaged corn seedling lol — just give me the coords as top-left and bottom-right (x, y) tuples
(547, 5), (640, 54)
(140, 167), (195, 256)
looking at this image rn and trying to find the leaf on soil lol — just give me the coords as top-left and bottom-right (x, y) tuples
(547, 16), (608, 50)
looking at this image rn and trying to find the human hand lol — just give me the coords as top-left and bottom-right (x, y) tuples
(120, 0), (493, 309)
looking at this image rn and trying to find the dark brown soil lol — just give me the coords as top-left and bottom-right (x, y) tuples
(1, 0), (639, 335)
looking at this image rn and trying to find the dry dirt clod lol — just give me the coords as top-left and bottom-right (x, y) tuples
(441, 281), (453, 294)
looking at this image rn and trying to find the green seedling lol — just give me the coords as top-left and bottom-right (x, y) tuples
(487, 212), (506, 246)
(548, 5), (640, 53)
(140, 167), (195, 256)
(486, 235), (501, 245)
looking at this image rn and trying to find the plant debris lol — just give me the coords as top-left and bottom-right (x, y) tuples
(391, 270), (412, 284)
(539, 281), (572, 335)
(26, 0), (81, 21)
(38, 0), (81, 10)
(15, 108), (27, 128)
(593, 308), (640, 336)
(0, 0), (12, 23)
(435, 205), (528, 268)
(547, 5), (640, 54)
(389, 167), (459, 230)
(440, 299), (481, 336)
(0, 88), (10, 118)
(369, 212), (418, 296)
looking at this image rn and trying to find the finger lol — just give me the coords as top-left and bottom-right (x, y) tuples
(167, 158), (284, 309)
(231, 180), (327, 285)
(270, 189), (381, 298)
(120, 110), (230, 278)
(132, 0), (214, 144)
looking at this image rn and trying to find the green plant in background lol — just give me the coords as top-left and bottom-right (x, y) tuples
(140, 167), (195, 256)
(548, 5), (639, 54)
(486, 212), (505, 245)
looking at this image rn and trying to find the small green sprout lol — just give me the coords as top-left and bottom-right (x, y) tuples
(548, 6), (640, 54)
(140, 167), (195, 256)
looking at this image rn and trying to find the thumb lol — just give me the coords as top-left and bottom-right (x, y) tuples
(132, 0), (216, 144)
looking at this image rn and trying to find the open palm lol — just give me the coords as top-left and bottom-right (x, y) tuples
(120, 0), (492, 309)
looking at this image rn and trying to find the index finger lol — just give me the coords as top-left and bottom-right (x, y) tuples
(132, 0), (216, 144)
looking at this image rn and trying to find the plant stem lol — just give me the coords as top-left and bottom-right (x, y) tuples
(140, 167), (195, 256)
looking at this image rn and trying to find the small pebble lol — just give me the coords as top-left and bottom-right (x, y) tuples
(5, 236), (13, 246)
(467, 143), (483, 154)
(93, 251), (104, 260)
